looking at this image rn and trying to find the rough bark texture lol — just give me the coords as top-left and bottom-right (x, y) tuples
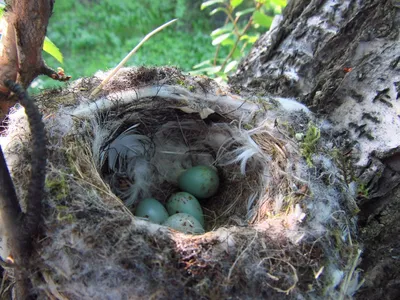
(0, 0), (57, 122)
(230, 0), (400, 298)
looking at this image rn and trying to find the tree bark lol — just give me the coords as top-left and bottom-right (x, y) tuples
(231, 0), (400, 298)
(0, 0), (55, 121)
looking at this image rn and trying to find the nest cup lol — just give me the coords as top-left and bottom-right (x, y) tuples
(98, 111), (268, 231)
(0, 67), (362, 299)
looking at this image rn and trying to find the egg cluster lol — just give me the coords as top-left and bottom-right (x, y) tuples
(134, 165), (219, 234)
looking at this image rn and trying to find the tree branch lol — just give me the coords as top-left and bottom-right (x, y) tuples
(0, 0), (56, 121)
(5, 80), (47, 243)
(0, 81), (47, 298)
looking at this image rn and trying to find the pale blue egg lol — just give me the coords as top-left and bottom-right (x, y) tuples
(135, 198), (169, 224)
(163, 213), (204, 234)
(178, 165), (219, 199)
(166, 192), (204, 226)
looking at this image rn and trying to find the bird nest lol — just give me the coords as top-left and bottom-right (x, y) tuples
(0, 67), (362, 299)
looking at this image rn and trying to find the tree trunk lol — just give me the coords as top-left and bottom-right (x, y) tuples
(0, 0), (67, 123)
(231, 0), (400, 298)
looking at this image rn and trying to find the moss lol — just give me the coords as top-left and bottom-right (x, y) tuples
(280, 121), (296, 137)
(243, 123), (254, 130)
(357, 183), (369, 198)
(45, 174), (69, 201)
(300, 123), (321, 166)
(255, 97), (273, 111)
(331, 148), (356, 185)
(175, 79), (195, 92)
(56, 205), (75, 223)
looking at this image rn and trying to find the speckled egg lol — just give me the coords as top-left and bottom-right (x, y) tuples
(166, 192), (204, 226)
(163, 213), (205, 234)
(134, 198), (169, 224)
(178, 165), (219, 199)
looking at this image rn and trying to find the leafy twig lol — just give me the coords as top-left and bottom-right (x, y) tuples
(213, 16), (230, 66)
(219, 16), (253, 72)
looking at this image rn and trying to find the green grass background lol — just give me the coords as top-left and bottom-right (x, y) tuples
(36, 0), (284, 91)
(38, 0), (219, 90)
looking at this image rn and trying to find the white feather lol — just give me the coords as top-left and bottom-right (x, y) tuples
(217, 132), (265, 175)
(100, 124), (154, 206)
(105, 124), (153, 172)
(116, 157), (153, 206)
(151, 121), (215, 185)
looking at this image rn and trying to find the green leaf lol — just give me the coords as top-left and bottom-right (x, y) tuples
(193, 60), (212, 69)
(0, 4), (4, 19)
(212, 33), (231, 46)
(224, 60), (238, 73)
(230, 0), (243, 9)
(252, 11), (273, 28)
(201, 0), (225, 10)
(231, 47), (242, 59)
(235, 8), (255, 17)
(240, 34), (259, 43)
(217, 73), (228, 81)
(210, 7), (226, 16)
(211, 23), (234, 37)
(43, 37), (63, 64)
(220, 37), (235, 46)
(270, 0), (287, 7)
(191, 66), (221, 75)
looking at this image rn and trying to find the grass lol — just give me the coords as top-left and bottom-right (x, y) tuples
(35, 0), (219, 90)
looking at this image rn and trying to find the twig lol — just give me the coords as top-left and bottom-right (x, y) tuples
(2, 81), (47, 299)
(90, 19), (178, 99)
(219, 7), (240, 36)
(218, 2), (263, 72)
(213, 16), (229, 66)
(0, 145), (22, 248)
(5, 80), (47, 244)
(219, 17), (253, 72)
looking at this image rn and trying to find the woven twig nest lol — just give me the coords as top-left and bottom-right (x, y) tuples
(0, 67), (362, 299)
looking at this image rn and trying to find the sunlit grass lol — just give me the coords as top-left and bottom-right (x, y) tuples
(36, 0), (217, 90)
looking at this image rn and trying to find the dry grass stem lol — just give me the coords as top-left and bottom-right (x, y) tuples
(90, 19), (177, 98)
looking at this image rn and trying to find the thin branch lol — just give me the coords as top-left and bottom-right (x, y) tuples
(220, 7), (240, 36)
(40, 65), (71, 82)
(90, 19), (178, 99)
(213, 16), (230, 66)
(219, 17), (253, 72)
(1, 81), (48, 299)
(5, 80), (47, 245)
(0, 146), (22, 251)
(218, 2), (263, 72)
(0, 145), (31, 298)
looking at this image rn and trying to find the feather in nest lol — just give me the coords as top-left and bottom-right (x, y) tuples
(100, 124), (155, 206)
(97, 119), (269, 209)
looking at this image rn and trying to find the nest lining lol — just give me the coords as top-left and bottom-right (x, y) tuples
(95, 110), (270, 230)
(0, 67), (363, 299)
